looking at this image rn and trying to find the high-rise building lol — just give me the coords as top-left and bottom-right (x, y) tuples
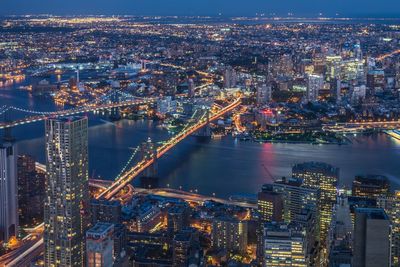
(367, 69), (385, 94)
(325, 56), (342, 82)
(44, 116), (89, 267)
(86, 223), (114, 267)
(223, 66), (237, 88)
(378, 191), (400, 266)
(262, 222), (307, 267)
(306, 74), (323, 102)
(188, 78), (195, 98)
(327, 196), (353, 267)
(0, 141), (18, 244)
(256, 83), (272, 105)
(277, 54), (294, 76)
(353, 208), (391, 267)
(341, 59), (364, 83)
(271, 177), (319, 224)
(211, 217), (248, 254)
(257, 184), (283, 222)
(17, 154), (45, 225)
(332, 77), (341, 103)
(292, 162), (339, 243)
(295, 208), (319, 266)
(352, 175), (390, 199)
(354, 40), (363, 61)
(257, 183), (284, 264)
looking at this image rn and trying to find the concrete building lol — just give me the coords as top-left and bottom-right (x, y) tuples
(172, 231), (193, 266)
(167, 204), (190, 235)
(86, 223), (114, 267)
(212, 217), (248, 254)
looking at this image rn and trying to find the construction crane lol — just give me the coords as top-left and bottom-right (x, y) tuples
(261, 163), (276, 182)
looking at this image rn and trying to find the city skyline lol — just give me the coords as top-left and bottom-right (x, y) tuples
(1, 0), (400, 17)
(1, 7), (400, 266)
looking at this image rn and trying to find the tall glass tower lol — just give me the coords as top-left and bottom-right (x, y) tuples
(44, 117), (89, 267)
(0, 141), (18, 244)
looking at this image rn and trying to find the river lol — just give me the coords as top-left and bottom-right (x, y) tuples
(2, 86), (400, 198)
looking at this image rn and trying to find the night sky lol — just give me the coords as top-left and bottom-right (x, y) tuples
(1, 0), (400, 17)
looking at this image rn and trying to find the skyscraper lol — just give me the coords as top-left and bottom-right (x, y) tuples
(292, 162), (339, 243)
(306, 74), (323, 102)
(353, 208), (391, 267)
(44, 116), (89, 267)
(325, 55), (342, 82)
(18, 154), (45, 225)
(0, 141), (18, 244)
(271, 177), (319, 224)
(377, 191), (400, 266)
(223, 66), (237, 88)
(256, 184), (284, 264)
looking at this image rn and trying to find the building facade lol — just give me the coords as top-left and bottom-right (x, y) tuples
(0, 142), (18, 244)
(44, 117), (89, 267)
(262, 222), (307, 267)
(292, 162), (339, 243)
(353, 208), (391, 267)
(86, 223), (114, 267)
(211, 217), (248, 254)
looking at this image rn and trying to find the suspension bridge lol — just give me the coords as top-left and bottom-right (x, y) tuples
(97, 97), (242, 200)
(0, 89), (155, 129)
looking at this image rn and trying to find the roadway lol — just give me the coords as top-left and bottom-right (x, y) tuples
(139, 188), (256, 209)
(0, 224), (44, 267)
(0, 98), (155, 129)
(376, 48), (400, 61)
(98, 97), (242, 200)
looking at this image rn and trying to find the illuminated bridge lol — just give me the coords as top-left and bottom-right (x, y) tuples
(97, 97), (242, 200)
(0, 90), (154, 129)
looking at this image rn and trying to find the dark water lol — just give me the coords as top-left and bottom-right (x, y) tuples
(2, 86), (400, 198)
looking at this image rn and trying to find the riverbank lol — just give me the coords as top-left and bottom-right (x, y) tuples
(250, 131), (349, 145)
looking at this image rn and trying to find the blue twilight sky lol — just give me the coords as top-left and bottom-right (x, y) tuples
(1, 0), (400, 17)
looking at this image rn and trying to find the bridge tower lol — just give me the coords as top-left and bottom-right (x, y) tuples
(195, 108), (211, 141)
(140, 137), (158, 179)
(109, 87), (121, 121)
(1, 109), (14, 143)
